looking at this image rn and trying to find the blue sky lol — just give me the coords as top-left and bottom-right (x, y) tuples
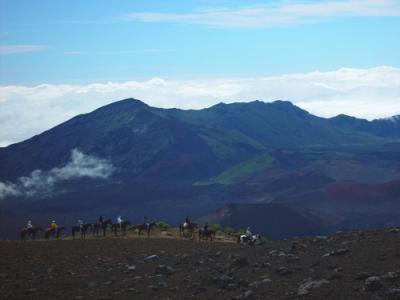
(1, 0), (399, 84)
(0, 0), (399, 146)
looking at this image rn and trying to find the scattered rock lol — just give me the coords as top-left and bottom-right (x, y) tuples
(144, 255), (160, 262)
(148, 281), (168, 291)
(382, 271), (400, 281)
(323, 248), (349, 257)
(244, 289), (254, 299)
(127, 265), (136, 272)
(233, 256), (249, 268)
(210, 275), (235, 289)
(364, 276), (383, 291)
(385, 288), (400, 299)
(155, 265), (176, 275)
(298, 279), (330, 296)
(276, 267), (293, 276)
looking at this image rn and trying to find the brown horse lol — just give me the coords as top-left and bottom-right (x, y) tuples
(179, 222), (198, 238)
(132, 222), (156, 238)
(44, 226), (65, 240)
(198, 228), (216, 242)
(20, 226), (43, 240)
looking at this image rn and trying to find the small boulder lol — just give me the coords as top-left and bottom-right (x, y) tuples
(276, 267), (293, 276)
(155, 265), (176, 275)
(364, 276), (383, 291)
(144, 255), (160, 262)
(127, 265), (136, 272)
(244, 290), (254, 299)
(298, 279), (329, 296)
(211, 274), (235, 289)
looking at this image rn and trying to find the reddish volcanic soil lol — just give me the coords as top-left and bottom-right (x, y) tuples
(1, 229), (400, 299)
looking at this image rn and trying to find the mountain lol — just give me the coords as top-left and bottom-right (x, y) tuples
(1, 98), (399, 239)
(329, 114), (400, 138)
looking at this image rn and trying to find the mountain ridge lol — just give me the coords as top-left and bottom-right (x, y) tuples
(1, 98), (399, 239)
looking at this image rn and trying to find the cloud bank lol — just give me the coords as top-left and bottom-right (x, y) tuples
(125, 0), (400, 28)
(0, 45), (47, 55)
(0, 149), (114, 199)
(0, 66), (399, 147)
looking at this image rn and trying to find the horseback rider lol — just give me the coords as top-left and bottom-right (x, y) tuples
(51, 220), (58, 236)
(26, 220), (33, 229)
(246, 226), (252, 237)
(245, 226), (253, 242)
(204, 223), (209, 232)
(143, 217), (150, 228)
(184, 216), (191, 228)
(117, 216), (123, 229)
(77, 219), (83, 230)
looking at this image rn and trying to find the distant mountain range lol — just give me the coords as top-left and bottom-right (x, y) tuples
(0, 98), (399, 239)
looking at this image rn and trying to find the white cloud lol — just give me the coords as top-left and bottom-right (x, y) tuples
(0, 149), (114, 199)
(0, 66), (399, 147)
(63, 49), (175, 55)
(0, 45), (47, 55)
(125, 0), (400, 28)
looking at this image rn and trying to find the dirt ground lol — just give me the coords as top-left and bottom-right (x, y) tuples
(1, 228), (400, 300)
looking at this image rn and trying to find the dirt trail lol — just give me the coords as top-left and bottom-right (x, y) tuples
(1, 229), (400, 299)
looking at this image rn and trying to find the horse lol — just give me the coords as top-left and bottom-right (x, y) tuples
(44, 226), (65, 240)
(132, 222), (156, 238)
(111, 220), (131, 236)
(198, 228), (216, 242)
(20, 226), (43, 240)
(93, 219), (112, 237)
(238, 234), (262, 246)
(72, 223), (92, 239)
(179, 222), (198, 238)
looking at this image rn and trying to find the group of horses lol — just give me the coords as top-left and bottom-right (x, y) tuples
(179, 222), (217, 241)
(20, 219), (157, 241)
(20, 226), (66, 240)
(20, 219), (260, 245)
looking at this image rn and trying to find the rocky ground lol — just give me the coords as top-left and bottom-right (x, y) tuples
(1, 228), (400, 299)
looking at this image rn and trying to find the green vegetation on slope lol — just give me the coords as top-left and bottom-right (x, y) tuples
(198, 128), (265, 161)
(195, 152), (274, 186)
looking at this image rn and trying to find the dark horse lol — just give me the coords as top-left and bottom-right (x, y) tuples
(20, 226), (43, 240)
(72, 223), (92, 239)
(179, 222), (198, 238)
(93, 219), (112, 237)
(132, 222), (156, 238)
(44, 226), (65, 240)
(111, 221), (131, 236)
(198, 228), (216, 242)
